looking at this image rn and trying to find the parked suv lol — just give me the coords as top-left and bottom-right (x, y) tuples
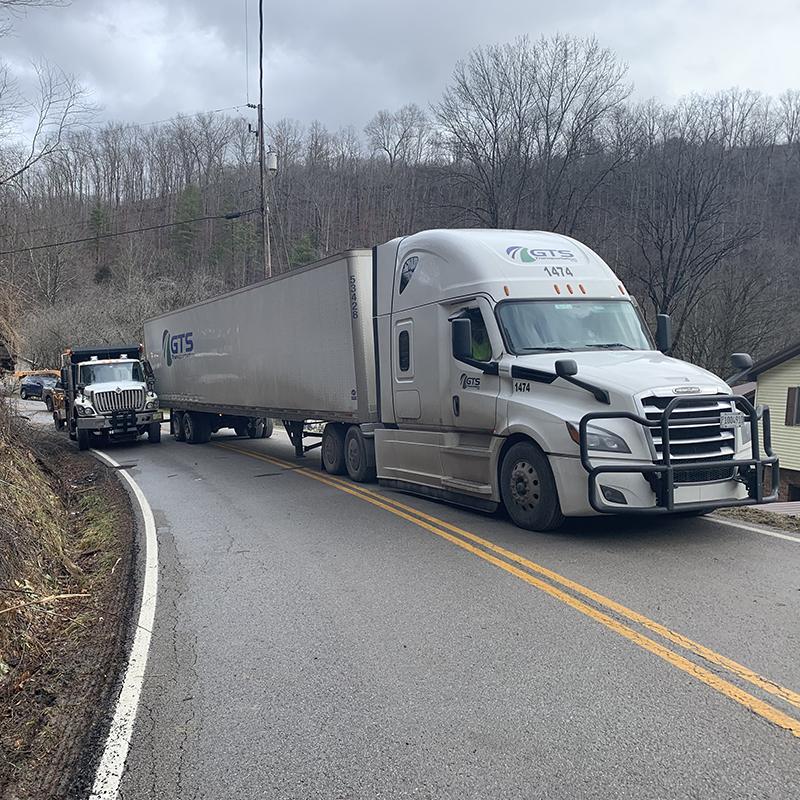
(19, 373), (58, 401)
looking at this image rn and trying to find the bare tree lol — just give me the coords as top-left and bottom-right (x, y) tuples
(0, 59), (96, 188)
(621, 93), (765, 352)
(433, 38), (537, 227)
(433, 34), (631, 230)
(0, 0), (68, 37)
(365, 104), (433, 168)
(527, 33), (633, 233)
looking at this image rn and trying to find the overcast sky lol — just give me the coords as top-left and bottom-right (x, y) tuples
(2, 0), (799, 137)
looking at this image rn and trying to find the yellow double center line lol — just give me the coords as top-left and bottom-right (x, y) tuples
(215, 441), (800, 739)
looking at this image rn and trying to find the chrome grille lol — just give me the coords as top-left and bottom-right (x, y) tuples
(640, 395), (736, 483)
(94, 388), (145, 414)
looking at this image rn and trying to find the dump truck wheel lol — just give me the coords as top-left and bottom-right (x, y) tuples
(247, 418), (265, 439)
(77, 428), (90, 451)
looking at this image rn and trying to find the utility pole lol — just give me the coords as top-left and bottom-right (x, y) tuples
(258, 0), (270, 279)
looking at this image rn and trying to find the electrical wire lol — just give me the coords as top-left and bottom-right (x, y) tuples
(0, 209), (260, 257)
(83, 105), (255, 134)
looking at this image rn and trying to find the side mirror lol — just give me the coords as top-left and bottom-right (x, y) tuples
(656, 314), (672, 353)
(555, 359), (578, 378)
(731, 353), (753, 371)
(452, 318), (473, 362)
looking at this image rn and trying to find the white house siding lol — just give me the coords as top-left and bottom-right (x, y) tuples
(754, 355), (800, 473)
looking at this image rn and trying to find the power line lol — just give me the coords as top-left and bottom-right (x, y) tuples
(0, 210), (260, 257)
(84, 105), (255, 134)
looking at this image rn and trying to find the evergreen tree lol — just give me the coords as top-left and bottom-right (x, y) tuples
(289, 235), (317, 269)
(88, 201), (113, 283)
(170, 183), (203, 264)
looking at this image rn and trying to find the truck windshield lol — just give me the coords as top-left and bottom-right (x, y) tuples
(496, 300), (652, 354)
(79, 362), (143, 384)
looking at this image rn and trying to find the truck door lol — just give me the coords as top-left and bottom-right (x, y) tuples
(447, 301), (499, 434)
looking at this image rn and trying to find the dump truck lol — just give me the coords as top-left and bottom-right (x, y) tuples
(143, 229), (778, 531)
(55, 344), (163, 450)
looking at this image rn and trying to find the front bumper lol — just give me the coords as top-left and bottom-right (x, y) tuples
(76, 410), (163, 435)
(578, 395), (779, 515)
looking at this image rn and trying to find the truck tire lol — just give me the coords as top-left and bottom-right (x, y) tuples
(171, 411), (186, 442)
(183, 411), (211, 444)
(321, 423), (347, 475)
(45, 396), (53, 412)
(234, 420), (248, 437)
(499, 441), (564, 531)
(260, 418), (274, 439)
(149, 422), (162, 443)
(344, 426), (376, 483)
(247, 418), (265, 439)
(77, 427), (90, 451)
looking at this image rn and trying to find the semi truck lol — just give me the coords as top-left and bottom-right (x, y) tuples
(54, 344), (163, 451)
(143, 229), (778, 531)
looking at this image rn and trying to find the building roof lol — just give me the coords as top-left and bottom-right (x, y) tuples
(746, 341), (800, 379)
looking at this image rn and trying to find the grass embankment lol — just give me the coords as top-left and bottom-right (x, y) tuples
(0, 395), (134, 799)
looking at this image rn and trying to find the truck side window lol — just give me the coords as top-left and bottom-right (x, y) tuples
(399, 257), (418, 294)
(463, 308), (490, 361)
(398, 330), (410, 371)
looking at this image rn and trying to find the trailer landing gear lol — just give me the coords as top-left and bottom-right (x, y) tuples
(283, 421), (306, 458)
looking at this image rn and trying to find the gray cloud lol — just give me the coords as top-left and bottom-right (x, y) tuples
(1, 0), (797, 136)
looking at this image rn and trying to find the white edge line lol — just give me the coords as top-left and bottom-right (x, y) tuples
(708, 514), (800, 542)
(89, 450), (158, 800)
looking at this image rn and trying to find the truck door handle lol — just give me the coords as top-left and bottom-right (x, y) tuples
(453, 395), (460, 417)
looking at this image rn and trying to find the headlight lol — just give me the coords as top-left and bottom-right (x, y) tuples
(145, 399), (159, 410)
(567, 422), (631, 454)
(77, 405), (96, 417)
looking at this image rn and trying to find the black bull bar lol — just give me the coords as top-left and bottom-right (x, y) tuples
(579, 394), (779, 514)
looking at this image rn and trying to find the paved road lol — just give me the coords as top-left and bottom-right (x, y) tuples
(37, 408), (800, 799)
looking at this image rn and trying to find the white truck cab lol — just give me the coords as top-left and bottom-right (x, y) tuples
(58, 345), (162, 450)
(372, 229), (777, 529)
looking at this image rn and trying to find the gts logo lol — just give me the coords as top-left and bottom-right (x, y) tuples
(460, 374), (481, 389)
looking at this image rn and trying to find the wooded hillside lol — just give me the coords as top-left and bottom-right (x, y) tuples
(2, 35), (799, 376)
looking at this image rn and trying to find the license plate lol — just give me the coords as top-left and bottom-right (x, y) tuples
(720, 411), (745, 428)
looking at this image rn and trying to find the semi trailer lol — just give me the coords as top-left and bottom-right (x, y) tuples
(143, 229), (778, 531)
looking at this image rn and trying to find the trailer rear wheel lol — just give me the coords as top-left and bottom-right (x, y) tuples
(321, 423), (347, 474)
(344, 426), (376, 483)
(77, 427), (90, 451)
(234, 421), (248, 437)
(260, 418), (274, 439)
(183, 411), (211, 444)
(171, 411), (186, 441)
(500, 441), (564, 531)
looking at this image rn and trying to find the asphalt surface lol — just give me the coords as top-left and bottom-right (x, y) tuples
(19, 403), (800, 799)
